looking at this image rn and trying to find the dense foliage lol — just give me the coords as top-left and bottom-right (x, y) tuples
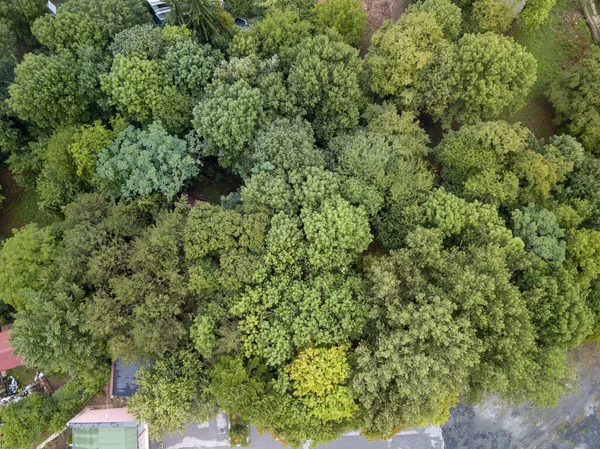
(0, 0), (596, 448)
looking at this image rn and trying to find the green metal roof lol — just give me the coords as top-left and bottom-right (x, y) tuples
(72, 427), (138, 449)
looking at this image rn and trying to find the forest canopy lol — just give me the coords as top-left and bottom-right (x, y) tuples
(0, 0), (598, 448)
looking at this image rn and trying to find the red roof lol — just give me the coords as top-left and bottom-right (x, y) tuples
(0, 330), (23, 371)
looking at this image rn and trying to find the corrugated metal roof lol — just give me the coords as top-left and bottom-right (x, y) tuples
(72, 427), (138, 449)
(0, 330), (23, 371)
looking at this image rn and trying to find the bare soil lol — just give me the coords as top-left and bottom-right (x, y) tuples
(360, 0), (408, 53)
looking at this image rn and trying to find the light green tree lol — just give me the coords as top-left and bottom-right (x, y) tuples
(313, 0), (368, 48)
(448, 32), (536, 124)
(286, 345), (357, 422)
(0, 224), (58, 311)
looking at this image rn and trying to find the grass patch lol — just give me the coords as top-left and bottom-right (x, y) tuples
(505, 0), (593, 138)
(0, 164), (57, 238)
(6, 366), (37, 386)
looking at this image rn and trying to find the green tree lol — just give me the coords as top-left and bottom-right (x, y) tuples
(229, 9), (313, 59)
(233, 272), (368, 366)
(547, 46), (600, 153)
(31, 11), (105, 50)
(164, 38), (222, 97)
(100, 53), (168, 124)
(259, 0), (316, 18)
(313, 0), (368, 48)
(0, 224), (58, 311)
(166, 0), (223, 41)
(511, 203), (566, 263)
(0, 0), (46, 42)
(287, 32), (364, 142)
(436, 121), (559, 207)
(96, 122), (200, 200)
(470, 0), (513, 33)
(365, 12), (446, 110)
(109, 23), (168, 59)
(128, 348), (217, 439)
(10, 282), (109, 390)
(286, 345), (357, 422)
(518, 0), (556, 29)
(226, 0), (254, 16)
(184, 202), (269, 296)
(67, 116), (127, 183)
(449, 32), (536, 124)
(406, 0), (462, 39)
(193, 80), (264, 171)
(8, 53), (91, 129)
(60, 0), (151, 41)
(0, 392), (54, 449)
(87, 207), (193, 361)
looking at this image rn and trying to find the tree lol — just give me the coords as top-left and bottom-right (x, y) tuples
(193, 80), (264, 171)
(164, 38), (222, 98)
(448, 32), (536, 124)
(96, 122), (200, 200)
(109, 23), (167, 59)
(287, 32), (364, 142)
(67, 116), (127, 184)
(285, 345), (356, 422)
(60, 0), (151, 41)
(8, 53), (91, 129)
(436, 121), (560, 207)
(128, 348), (217, 439)
(406, 0), (463, 40)
(547, 46), (600, 153)
(0, 224), (58, 311)
(166, 0), (222, 41)
(313, 0), (368, 48)
(230, 9), (314, 59)
(365, 12), (446, 110)
(470, 0), (514, 33)
(100, 53), (168, 124)
(518, 0), (556, 29)
(511, 203), (566, 263)
(184, 202), (269, 296)
(0, 392), (54, 449)
(31, 11), (105, 50)
(87, 207), (193, 361)
(259, 0), (316, 18)
(226, 0), (254, 16)
(233, 270), (368, 366)
(10, 282), (109, 389)
(0, 0), (46, 43)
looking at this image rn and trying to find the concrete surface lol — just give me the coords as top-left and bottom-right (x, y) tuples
(151, 344), (600, 449)
(154, 423), (444, 449)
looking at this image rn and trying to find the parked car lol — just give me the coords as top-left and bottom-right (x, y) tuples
(147, 0), (170, 26)
(234, 17), (251, 29)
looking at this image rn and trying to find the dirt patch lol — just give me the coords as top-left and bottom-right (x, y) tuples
(360, 0), (408, 53)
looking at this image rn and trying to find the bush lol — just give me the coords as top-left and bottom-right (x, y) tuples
(229, 415), (249, 447)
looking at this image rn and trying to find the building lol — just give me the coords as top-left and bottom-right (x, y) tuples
(0, 328), (23, 373)
(68, 407), (149, 449)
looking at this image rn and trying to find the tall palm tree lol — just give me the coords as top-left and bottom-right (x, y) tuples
(166, 0), (221, 42)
